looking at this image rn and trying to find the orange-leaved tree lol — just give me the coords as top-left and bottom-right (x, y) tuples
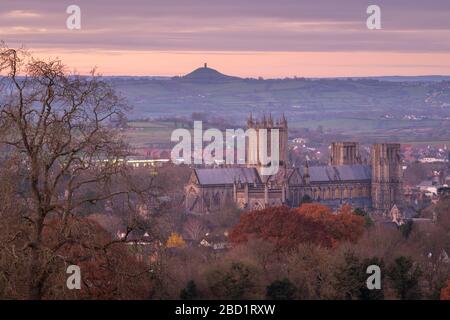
(166, 232), (186, 248)
(229, 204), (365, 251)
(441, 280), (450, 300)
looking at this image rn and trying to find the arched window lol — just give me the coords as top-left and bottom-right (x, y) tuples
(343, 186), (350, 199)
(213, 192), (221, 207)
(334, 186), (340, 199)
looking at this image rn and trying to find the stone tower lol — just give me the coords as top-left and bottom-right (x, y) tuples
(371, 143), (402, 214)
(330, 142), (360, 166)
(246, 113), (288, 173)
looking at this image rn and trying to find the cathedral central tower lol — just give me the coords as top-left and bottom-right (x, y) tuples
(246, 113), (288, 173)
(330, 142), (361, 166)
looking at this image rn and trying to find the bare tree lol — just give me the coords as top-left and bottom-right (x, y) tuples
(0, 43), (154, 299)
(183, 218), (208, 242)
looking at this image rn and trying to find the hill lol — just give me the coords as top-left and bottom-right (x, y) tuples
(107, 67), (450, 142)
(178, 63), (240, 82)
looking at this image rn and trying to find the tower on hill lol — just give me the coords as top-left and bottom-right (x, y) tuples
(181, 64), (239, 82)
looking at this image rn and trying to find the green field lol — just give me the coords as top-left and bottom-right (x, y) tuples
(124, 118), (450, 147)
(125, 121), (194, 147)
(110, 76), (450, 145)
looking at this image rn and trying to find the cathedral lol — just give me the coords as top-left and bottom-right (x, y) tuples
(185, 115), (402, 215)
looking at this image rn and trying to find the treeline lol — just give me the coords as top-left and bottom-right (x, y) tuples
(150, 202), (450, 300)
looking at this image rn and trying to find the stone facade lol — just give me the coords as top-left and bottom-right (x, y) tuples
(371, 143), (402, 215)
(330, 142), (361, 166)
(185, 115), (402, 215)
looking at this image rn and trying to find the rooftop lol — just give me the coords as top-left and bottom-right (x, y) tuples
(194, 167), (261, 185)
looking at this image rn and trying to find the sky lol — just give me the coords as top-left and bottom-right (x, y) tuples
(1, 0), (450, 77)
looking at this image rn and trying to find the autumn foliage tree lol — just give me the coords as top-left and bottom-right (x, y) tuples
(38, 216), (151, 299)
(229, 204), (365, 251)
(0, 43), (154, 299)
(166, 233), (186, 248)
(441, 280), (450, 300)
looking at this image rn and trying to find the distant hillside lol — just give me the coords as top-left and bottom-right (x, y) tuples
(358, 76), (450, 82)
(177, 63), (240, 82)
(108, 66), (450, 142)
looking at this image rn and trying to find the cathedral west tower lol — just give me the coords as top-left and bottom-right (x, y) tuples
(371, 143), (402, 214)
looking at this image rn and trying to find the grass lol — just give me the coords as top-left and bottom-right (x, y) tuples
(124, 119), (450, 147)
(125, 121), (195, 147)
